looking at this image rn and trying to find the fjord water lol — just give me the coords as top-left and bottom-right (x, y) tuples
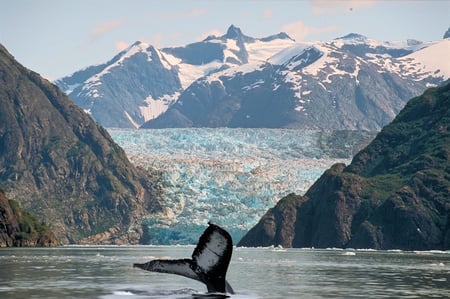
(1, 246), (449, 299)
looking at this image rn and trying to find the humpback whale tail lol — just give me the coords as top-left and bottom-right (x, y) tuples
(134, 222), (235, 295)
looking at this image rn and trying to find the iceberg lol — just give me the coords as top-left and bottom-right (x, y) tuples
(109, 128), (375, 244)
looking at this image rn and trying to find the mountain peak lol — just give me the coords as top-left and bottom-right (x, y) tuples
(444, 27), (450, 39)
(223, 24), (255, 43)
(225, 24), (243, 39)
(260, 32), (295, 42)
(128, 40), (152, 51)
(336, 33), (368, 41)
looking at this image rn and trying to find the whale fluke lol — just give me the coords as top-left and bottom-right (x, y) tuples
(134, 222), (234, 294)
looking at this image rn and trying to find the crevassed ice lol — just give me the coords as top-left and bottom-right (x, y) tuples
(109, 128), (366, 244)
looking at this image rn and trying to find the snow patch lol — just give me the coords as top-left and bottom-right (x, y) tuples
(205, 61), (264, 84)
(124, 111), (140, 129)
(367, 40), (450, 81)
(242, 79), (265, 91)
(268, 43), (311, 65)
(64, 83), (80, 95)
(140, 92), (180, 122)
(281, 70), (303, 99)
(247, 38), (296, 63)
(162, 50), (224, 89)
(302, 43), (334, 77)
(399, 39), (450, 79)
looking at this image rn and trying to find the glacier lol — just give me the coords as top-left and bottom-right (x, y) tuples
(109, 128), (375, 244)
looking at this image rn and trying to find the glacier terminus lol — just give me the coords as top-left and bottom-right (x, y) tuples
(109, 128), (375, 244)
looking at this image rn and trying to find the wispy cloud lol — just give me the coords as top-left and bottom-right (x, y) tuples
(310, 0), (376, 14)
(281, 20), (337, 41)
(115, 41), (130, 52)
(91, 19), (126, 42)
(261, 9), (273, 20)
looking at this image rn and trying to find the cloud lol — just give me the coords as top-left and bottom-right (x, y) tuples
(91, 19), (126, 42)
(261, 9), (273, 20)
(310, 0), (376, 14)
(115, 41), (130, 52)
(281, 20), (337, 41)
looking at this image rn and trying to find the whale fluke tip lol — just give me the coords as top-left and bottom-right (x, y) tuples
(133, 263), (145, 269)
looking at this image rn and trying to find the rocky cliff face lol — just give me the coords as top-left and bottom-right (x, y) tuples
(0, 44), (163, 244)
(0, 190), (57, 247)
(238, 193), (307, 248)
(239, 82), (450, 250)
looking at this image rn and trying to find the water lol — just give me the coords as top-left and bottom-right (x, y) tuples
(1, 246), (449, 299)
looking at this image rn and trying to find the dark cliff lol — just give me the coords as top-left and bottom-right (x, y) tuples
(239, 82), (450, 250)
(0, 190), (57, 247)
(0, 44), (162, 244)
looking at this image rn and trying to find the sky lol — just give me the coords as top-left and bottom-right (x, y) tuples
(1, 0), (449, 80)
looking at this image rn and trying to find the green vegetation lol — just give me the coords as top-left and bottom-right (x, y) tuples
(361, 174), (408, 203)
(8, 199), (52, 240)
(66, 141), (87, 158)
(276, 193), (302, 209)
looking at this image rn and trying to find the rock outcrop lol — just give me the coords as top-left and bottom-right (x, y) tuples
(238, 193), (307, 248)
(0, 44), (163, 244)
(0, 190), (57, 247)
(239, 82), (450, 250)
(444, 27), (450, 39)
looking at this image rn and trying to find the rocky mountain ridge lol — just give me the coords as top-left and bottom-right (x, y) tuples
(239, 81), (450, 250)
(56, 25), (449, 130)
(145, 34), (449, 130)
(444, 27), (450, 39)
(56, 25), (295, 128)
(0, 44), (163, 244)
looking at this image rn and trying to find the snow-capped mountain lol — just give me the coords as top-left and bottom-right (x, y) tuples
(56, 26), (449, 129)
(56, 41), (182, 128)
(56, 25), (295, 128)
(143, 33), (449, 130)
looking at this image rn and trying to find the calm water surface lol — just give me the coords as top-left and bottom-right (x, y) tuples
(0, 246), (449, 299)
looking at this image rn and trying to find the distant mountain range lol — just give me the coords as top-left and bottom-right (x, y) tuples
(56, 25), (294, 128)
(238, 81), (450, 250)
(56, 25), (450, 130)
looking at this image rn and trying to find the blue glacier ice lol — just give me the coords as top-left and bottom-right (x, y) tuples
(108, 128), (375, 244)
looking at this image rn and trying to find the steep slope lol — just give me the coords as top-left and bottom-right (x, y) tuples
(239, 81), (450, 250)
(444, 27), (450, 39)
(145, 36), (448, 130)
(56, 25), (295, 128)
(0, 189), (57, 247)
(56, 41), (182, 128)
(0, 44), (162, 244)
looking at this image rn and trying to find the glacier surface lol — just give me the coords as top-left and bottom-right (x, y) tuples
(109, 128), (375, 244)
